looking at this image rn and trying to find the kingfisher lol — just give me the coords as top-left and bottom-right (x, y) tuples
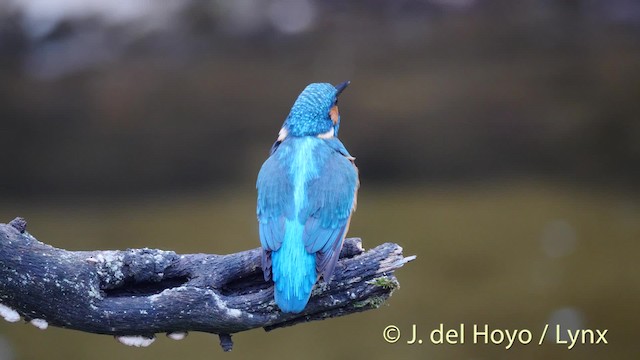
(257, 81), (359, 313)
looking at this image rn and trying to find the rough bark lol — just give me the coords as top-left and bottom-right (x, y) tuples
(0, 217), (414, 351)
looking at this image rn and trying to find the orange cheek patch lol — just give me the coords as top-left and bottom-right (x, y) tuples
(329, 105), (339, 124)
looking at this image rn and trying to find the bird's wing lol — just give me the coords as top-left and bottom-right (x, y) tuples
(303, 140), (359, 281)
(257, 153), (293, 280)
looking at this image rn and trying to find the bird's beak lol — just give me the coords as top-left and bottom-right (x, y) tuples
(335, 81), (350, 96)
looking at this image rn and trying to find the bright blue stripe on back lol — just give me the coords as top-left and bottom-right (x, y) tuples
(271, 137), (320, 313)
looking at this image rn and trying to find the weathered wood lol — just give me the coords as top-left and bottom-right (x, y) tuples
(0, 217), (414, 351)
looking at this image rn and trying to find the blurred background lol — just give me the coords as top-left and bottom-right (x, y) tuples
(0, 0), (639, 359)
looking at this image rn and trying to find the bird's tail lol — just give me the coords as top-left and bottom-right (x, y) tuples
(271, 219), (316, 313)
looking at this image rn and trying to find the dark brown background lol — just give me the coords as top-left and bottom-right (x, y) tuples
(0, 1), (638, 359)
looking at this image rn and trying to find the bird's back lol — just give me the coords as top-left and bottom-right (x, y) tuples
(257, 136), (358, 313)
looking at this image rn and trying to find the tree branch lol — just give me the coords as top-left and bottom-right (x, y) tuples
(0, 217), (414, 351)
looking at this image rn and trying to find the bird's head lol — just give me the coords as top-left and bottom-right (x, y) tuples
(279, 81), (350, 140)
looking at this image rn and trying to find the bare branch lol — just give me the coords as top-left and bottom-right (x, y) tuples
(0, 217), (414, 351)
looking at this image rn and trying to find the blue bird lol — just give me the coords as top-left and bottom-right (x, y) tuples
(257, 81), (359, 313)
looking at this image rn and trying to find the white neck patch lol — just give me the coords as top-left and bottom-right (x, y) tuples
(317, 127), (334, 139)
(277, 127), (289, 141)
